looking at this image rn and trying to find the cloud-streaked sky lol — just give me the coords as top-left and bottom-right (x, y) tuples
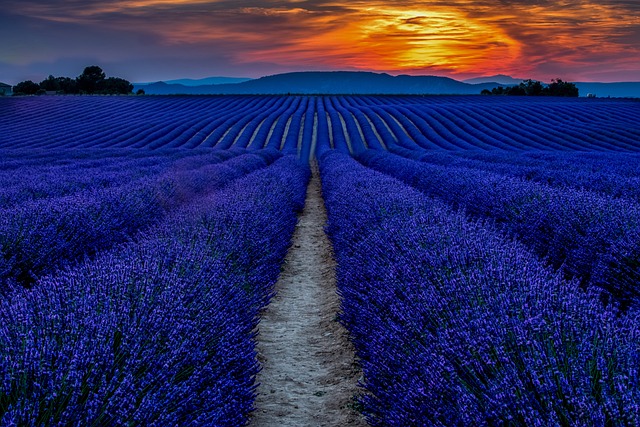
(1, 0), (639, 84)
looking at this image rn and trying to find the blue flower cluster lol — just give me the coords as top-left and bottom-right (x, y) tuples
(0, 148), (261, 208)
(357, 150), (640, 307)
(2, 96), (638, 152)
(0, 155), (309, 425)
(320, 150), (640, 426)
(0, 148), (281, 292)
(385, 100), (640, 151)
(282, 97), (310, 154)
(418, 150), (640, 202)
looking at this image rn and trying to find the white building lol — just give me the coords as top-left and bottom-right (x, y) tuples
(0, 82), (12, 96)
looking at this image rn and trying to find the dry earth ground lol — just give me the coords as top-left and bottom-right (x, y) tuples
(250, 167), (367, 427)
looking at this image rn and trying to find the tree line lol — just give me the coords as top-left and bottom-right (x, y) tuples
(12, 66), (137, 96)
(481, 79), (579, 97)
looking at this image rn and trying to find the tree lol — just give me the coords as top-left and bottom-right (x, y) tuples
(76, 65), (106, 94)
(521, 79), (544, 96)
(14, 66), (133, 96)
(12, 80), (40, 95)
(39, 75), (79, 94)
(98, 77), (134, 95)
(74, 66), (133, 94)
(482, 79), (579, 97)
(39, 75), (60, 92)
(56, 77), (79, 94)
(505, 84), (526, 96)
(136, 88), (146, 95)
(546, 78), (579, 97)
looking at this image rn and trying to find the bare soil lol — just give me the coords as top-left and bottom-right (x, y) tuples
(250, 167), (367, 427)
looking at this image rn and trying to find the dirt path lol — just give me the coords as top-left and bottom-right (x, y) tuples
(250, 167), (367, 427)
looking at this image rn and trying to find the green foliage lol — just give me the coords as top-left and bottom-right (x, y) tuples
(98, 77), (134, 95)
(77, 66), (107, 94)
(39, 75), (60, 92)
(39, 75), (78, 94)
(57, 77), (79, 94)
(482, 78), (579, 97)
(521, 79), (545, 96)
(13, 66), (133, 96)
(12, 80), (40, 95)
(547, 78), (579, 97)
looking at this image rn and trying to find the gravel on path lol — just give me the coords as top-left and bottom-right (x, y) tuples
(250, 166), (367, 427)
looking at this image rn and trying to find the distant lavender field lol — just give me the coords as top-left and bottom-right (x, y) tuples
(1, 95), (639, 426)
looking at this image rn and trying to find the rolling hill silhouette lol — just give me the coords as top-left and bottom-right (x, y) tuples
(134, 71), (640, 97)
(135, 71), (497, 95)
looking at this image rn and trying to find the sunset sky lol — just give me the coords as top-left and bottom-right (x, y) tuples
(1, 0), (639, 84)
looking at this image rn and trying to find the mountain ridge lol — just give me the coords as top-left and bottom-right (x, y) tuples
(137, 76), (252, 86)
(463, 74), (525, 85)
(134, 71), (499, 95)
(133, 71), (640, 97)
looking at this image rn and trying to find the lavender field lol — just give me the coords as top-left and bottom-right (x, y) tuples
(1, 95), (640, 426)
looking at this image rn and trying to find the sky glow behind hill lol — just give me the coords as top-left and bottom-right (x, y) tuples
(1, 0), (639, 84)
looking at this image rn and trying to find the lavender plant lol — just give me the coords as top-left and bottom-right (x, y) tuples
(320, 151), (640, 426)
(357, 150), (640, 307)
(0, 149), (281, 291)
(0, 155), (309, 426)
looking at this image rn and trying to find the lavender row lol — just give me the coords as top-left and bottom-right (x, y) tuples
(181, 98), (272, 150)
(357, 150), (640, 306)
(456, 149), (640, 179)
(86, 97), (242, 150)
(281, 97), (308, 153)
(452, 153), (640, 201)
(0, 155), (310, 426)
(242, 97), (295, 149)
(2, 96), (638, 152)
(345, 94), (640, 154)
(319, 151), (640, 426)
(322, 98), (350, 154)
(0, 147), (241, 218)
(325, 97), (367, 154)
(0, 149), (230, 208)
(298, 97), (316, 162)
(377, 98), (639, 151)
(1, 97), (261, 150)
(407, 149), (640, 202)
(214, 97), (284, 150)
(336, 97), (386, 151)
(0, 148), (183, 171)
(264, 96), (304, 150)
(1, 97), (234, 150)
(353, 97), (640, 152)
(0, 149), (281, 290)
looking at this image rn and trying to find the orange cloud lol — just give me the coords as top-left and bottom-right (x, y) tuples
(207, 1), (640, 80)
(236, 5), (520, 76)
(4, 0), (639, 81)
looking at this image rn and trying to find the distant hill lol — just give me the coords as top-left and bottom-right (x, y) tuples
(132, 71), (640, 97)
(0, 82), (12, 96)
(134, 71), (498, 95)
(464, 75), (640, 98)
(574, 82), (640, 98)
(463, 74), (525, 85)
(137, 76), (252, 86)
